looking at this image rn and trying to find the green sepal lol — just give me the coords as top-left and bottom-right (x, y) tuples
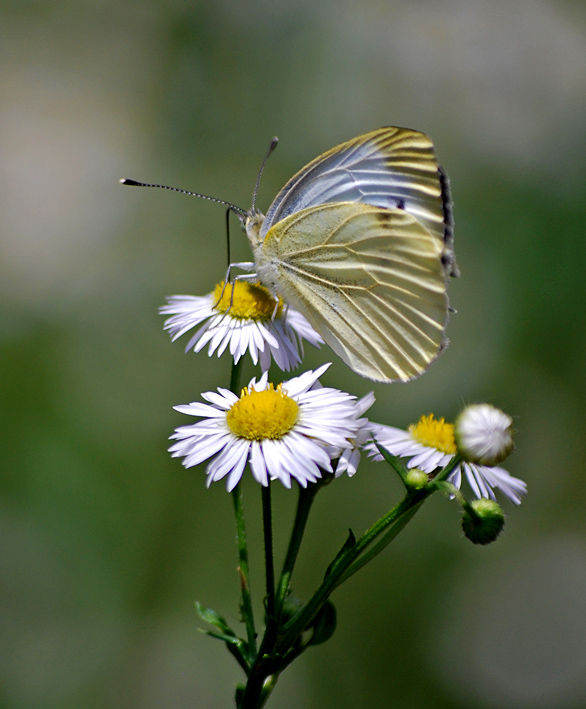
(306, 600), (337, 647)
(325, 529), (356, 579)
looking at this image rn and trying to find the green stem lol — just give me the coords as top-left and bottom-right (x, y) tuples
(239, 482), (320, 708)
(275, 483), (319, 617)
(230, 356), (244, 394)
(338, 455), (463, 585)
(275, 455), (464, 655)
(335, 499), (425, 586)
(432, 454), (462, 485)
(275, 490), (427, 655)
(232, 485), (257, 663)
(262, 484), (275, 623)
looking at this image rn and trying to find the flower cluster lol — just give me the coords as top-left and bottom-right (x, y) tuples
(370, 408), (526, 505)
(162, 280), (526, 505)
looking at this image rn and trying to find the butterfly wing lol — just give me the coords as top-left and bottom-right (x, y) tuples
(261, 127), (457, 277)
(255, 201), (448, 382)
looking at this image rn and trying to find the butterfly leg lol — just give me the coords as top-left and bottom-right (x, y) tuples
(272, 301), (287, 323)
(213, 262), (257, 308)
(228, 272), (262, 311)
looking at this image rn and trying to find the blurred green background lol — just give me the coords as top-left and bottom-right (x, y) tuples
(2, 1), (586, 707)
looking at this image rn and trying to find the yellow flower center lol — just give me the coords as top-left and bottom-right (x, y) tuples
(409, 414), (457, 454)
(227, 384), (299, 441)
(213, 281), (282, 321)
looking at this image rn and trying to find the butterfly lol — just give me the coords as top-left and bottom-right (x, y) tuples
(241, 127), (458, 383)
(122, 127), (457, 383)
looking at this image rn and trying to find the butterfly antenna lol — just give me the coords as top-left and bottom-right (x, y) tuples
(251, 137), (279, 212)
(119, 178), (247, 217)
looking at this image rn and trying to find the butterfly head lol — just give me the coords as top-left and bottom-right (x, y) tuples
(244, 209), (266, 250)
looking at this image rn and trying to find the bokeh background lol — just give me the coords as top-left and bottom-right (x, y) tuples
(2, 1), (586, 707)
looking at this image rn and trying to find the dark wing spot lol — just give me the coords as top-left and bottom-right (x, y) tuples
(374, 209), (394, 225)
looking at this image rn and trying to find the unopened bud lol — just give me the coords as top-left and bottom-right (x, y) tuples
(462, 498), (505, 545)
(404, 468), (429, 490)
(455, 404), (514, 466)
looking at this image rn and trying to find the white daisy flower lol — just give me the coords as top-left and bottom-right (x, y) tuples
(455, 403), (515, 466)
(169, 364), (363, 491)
(369, 413), (527, 505)
(160, 281), (323, 372)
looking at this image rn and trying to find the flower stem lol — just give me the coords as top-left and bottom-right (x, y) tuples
(230, 356), (244, 394)
(335, 498), (425, 585)
(275, 489), (428, 655)
(262, 484), (275, 623)
(275, 483), (319, 617)
(232, 484), (257, 663)
(336, 456), (462, 585)
(239, 482), (320, 708)
(274, 456), (463, 655)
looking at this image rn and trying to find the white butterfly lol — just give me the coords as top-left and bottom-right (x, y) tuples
(240, 127), (458, 383)
(123, 127), (457, 383)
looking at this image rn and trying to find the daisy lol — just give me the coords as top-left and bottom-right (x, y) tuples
(169, 364), (363, 491)
(369, 413), (527, 505)
(160, 280), (323, 372)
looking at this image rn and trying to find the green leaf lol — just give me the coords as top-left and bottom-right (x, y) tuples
(195, 601), (237, 637)
(201, 628), (244, 646)
(196, 605), (251, 675)
(374, 442), (409, 481)
(306, 600), (337, 646)
(235, 684), (245, 708)
(325, 529), (356, 579)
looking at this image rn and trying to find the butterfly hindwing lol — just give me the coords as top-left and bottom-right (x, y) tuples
(255, 201), (448, 382)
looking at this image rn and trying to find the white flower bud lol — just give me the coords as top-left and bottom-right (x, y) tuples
(455, 404), (514, 467)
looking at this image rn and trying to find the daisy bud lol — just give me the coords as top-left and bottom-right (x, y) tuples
(404, 468), (429, 490)
(455, 404), (514, 467)
(462, 499), (505, 545)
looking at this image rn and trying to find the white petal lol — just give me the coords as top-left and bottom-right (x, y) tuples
(462, 462), (492, 500)
(261, 439), (291, 488)
(200, 390), (235, 409)
(284, 364), (331, 397)
(207, 439), (250, 484)
(178, 432), (231, 468)
(173, 402), (225, 417)
(250, 440), (269, 487)
(226, 451), (249, 492)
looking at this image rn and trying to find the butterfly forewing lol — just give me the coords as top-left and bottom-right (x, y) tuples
(255, 202), (448, 382)
(260, 127), (456, 277)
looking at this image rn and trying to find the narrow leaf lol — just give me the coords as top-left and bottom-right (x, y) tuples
(196, 601), (237, 637)
(325, 529), (356, 579)
(374, 442), (409, 482)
